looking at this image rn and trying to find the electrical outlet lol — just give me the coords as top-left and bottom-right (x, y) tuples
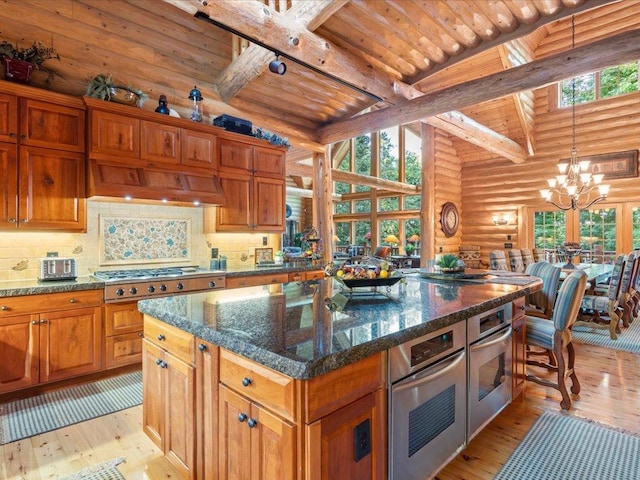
(46, 252), (58, 257)
(263, 236), (268, 246)
(211, 248), (219, 258)
(354, 419), (371, 462)
(439, 246), (443, 253)
(507, 234), (512, 241)
(504, 242), (513, 249)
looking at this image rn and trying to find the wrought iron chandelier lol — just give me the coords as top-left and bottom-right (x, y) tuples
(539, 16), (609, 211)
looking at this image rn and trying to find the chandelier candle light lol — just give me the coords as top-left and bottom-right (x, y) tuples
(539, 16), (609, 211)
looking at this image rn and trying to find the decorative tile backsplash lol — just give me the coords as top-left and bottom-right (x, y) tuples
(100, 216), (191, 265)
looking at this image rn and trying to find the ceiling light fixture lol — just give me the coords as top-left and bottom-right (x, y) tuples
(268, 53), (286, 75)
(539, 16), (609, 211)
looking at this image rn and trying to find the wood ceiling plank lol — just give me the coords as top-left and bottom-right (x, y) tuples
(317, 26), (640, 144)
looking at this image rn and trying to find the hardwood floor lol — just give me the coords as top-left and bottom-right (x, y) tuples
(1, 341), (639, 479)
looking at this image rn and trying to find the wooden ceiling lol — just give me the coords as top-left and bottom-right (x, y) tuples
(1, 0), (637, 162)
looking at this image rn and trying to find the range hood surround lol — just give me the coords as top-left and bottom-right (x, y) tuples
(87, 158), (226, 205)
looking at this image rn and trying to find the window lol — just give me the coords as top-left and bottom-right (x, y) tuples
(633, 207), (640, 249)
(579, 208), (616, 262)
(534, 211), (566, 249)
(559, 61), (639, 107)
(379, 196), (399, 212)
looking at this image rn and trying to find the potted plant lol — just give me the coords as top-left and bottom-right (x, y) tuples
(86, 73), (149, 108)
(437, 254), (464, 274)
(0, 40), (61, 87)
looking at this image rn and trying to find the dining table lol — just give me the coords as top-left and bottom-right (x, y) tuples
(556, 262), (614, 294)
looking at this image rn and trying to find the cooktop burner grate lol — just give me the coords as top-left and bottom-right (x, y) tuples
(93, 267), (189, 281)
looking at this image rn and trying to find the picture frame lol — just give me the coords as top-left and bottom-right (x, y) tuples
(569, 150), (639, 180)
(255, 247), (274, 264)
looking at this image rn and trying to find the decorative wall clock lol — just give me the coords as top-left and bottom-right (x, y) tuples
(441, 202), (459, 237)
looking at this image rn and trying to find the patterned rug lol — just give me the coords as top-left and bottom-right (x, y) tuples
(495, 412), (640, 479)
(573, 315), (640, 354)
(0, 371), (142, 445)
(61, 457), (126, 480)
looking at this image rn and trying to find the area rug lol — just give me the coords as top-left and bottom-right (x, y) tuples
(0, 371), (142, 445)
(495, 411), (640, 479)
(573, 315), (640, 354)
(61, 457), (126, 480)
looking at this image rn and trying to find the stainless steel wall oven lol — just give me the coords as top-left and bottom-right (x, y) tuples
(389, 321), (467, 480)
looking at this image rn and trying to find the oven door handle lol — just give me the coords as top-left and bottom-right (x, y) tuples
(393, 350), (465, 392)
(470, 326), (512, 351)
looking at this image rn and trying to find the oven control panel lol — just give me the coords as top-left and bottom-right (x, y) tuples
(103, 275), (226, 302)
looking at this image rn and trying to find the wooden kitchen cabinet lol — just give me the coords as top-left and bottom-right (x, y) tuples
(90, 109), (140, 158)
(0, 85), (86, 231)
(215, 137), (286, 233)
(104, 302), (144, 369)
(219, 384), (296, 480)
(0, 290), (103, 394)
(196, 339), (219, 480)
(512, 297), (526, 400)
(143, 315), (196, 479)
(289, 270), (325, 282)
(225, 273), (290, 289)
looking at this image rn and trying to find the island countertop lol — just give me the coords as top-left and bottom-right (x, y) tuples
(138, 274), (540, 379)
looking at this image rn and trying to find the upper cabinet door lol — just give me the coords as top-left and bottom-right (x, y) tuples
(0, 93), (18, 143)
(0, 143), (18, 228)
(20, 99), (85, 152)
(90, 110), (140, 158)
(218, 138), (252, 174)
(181, 129), (216, 168)
(141, 121), (180, 165)
(254, 146), (285, 178)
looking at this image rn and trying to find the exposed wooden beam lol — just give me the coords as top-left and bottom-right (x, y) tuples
(287, 163), (419, 195)
(317, 27), (640, 144)
(426, 112), (528, 164)
(286, 186), (341, 201)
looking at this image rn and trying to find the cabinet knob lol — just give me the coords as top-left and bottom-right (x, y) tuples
(238, 413), (247, 422)
(247, 418), (258, 428)
(198, 343), (207, 352)
(8, 218), (16, 223)
(1, 305), (9, 311)
(519, 305), (526, 311)
(20, 218), (28, 224)
(69, 298), (77, 303)
(157, 334), (166, 341)
(21, 134), (27, 140)
(40, 319), (47, 324)
(138, 332), (143, 337)
(242, 377), (252, 387)
(32, 320), (39, 325)
(8, 132), (17, 138)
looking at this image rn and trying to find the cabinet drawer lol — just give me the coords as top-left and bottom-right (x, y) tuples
(144, 315), (195, 365)
(106, 331), (144, 369)
(513, 297), (526, 319)
(226, 273), (289, 289)
(220, 349), (296, 421)
(0, 289), (102, 317)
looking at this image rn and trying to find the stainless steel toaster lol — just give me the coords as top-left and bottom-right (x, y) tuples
(39, 257), (77, 281)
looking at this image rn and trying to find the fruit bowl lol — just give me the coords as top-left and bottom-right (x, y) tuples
(337, 273), (403, 288)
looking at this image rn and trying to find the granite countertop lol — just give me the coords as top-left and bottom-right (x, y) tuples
(0, 276), (105, 297)
(224, 262), (324, 278)
(138, 274), (540, 380)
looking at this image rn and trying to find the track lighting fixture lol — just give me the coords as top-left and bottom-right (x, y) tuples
(268, 54), (286, 75)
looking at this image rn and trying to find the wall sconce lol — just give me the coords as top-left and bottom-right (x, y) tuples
(492, 214), (510, 226)
(269, 54), (286, 75)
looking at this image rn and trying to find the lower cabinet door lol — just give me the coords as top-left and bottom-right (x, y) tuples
(39, 306), (102, 383)
(219, 385), (253, 480)
(142, 340), (165, 449)
(0, 314), (39, 393)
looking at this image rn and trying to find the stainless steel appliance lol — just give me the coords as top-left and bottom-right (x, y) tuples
(467, 303), (513, 441)
(93, 266), (226, 303)
(39, 257), (77, 281)
(389, 321), (467, 480)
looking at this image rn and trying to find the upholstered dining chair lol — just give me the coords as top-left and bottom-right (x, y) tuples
(525, 262), (561, 319)
(533, 248), (546, 263)
(520, 248), (534, 269)
(576, 254), (626, 340)
(489, 250), (509, 271)
(508, 249), (525, 273)
(526, 269), (587, 410)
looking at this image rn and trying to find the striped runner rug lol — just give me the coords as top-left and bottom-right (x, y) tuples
(61, 457), (126, 480)
(573, 315), (640, 354)
(0, 371), (142, 445)
(495, 412), (640, 479)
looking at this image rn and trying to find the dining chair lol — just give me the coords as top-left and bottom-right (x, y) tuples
(629, 250), (640, 321)
(526, 269), (587, 410)
(489, 250), (509, 271)
(508, 249), (525, 273)
(576, 254), (626, 340)
(616, 252), (638, 327)
(520, 248), (534, 269)
(532, 248), (546, 263)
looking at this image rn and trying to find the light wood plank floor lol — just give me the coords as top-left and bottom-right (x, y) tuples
(1, 341), (639, 479)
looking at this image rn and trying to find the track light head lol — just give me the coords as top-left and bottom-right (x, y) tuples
(269, 54), (286, 75)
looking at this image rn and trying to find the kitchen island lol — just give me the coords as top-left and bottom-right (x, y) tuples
(138, 274), (540, 480)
